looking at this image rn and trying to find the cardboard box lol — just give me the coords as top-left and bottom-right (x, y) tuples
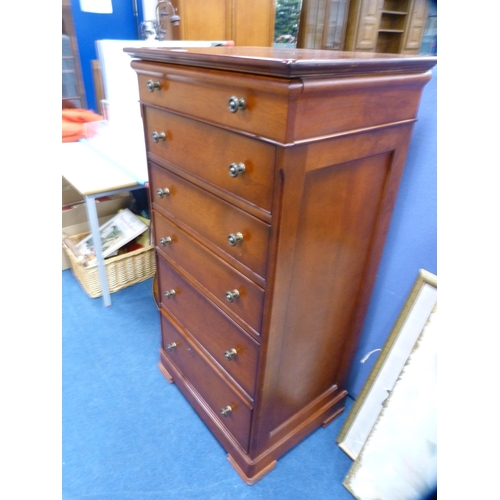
(62, 176), (84, 207)
(62, 177), (133, 270)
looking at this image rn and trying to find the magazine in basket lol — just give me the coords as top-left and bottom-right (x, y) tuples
(73, 208), (148, 267)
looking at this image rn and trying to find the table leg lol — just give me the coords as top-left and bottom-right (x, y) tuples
(84, 194), (112, 307)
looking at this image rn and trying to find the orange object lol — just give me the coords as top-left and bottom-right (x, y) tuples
(62, 109), (103, 143)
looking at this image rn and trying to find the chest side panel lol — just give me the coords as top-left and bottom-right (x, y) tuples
(251, 123), (416, 453)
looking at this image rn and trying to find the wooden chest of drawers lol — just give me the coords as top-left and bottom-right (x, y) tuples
(126, 46), (436, 484)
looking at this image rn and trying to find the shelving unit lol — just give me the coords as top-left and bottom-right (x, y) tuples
(377, 0), (409, 53)
(344, 0), (428, 54)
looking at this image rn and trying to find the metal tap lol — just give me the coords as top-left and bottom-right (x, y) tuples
(155, 1), (181, 40)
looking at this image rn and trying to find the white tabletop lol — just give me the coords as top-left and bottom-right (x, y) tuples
(61, 141), (141, 196)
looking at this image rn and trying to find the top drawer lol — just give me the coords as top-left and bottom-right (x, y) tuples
(132, 60), (295, 143)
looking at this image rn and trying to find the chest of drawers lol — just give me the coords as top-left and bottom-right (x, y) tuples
(126, 46), (436, 484)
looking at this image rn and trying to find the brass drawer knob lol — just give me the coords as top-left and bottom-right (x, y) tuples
(229, 162), (246, 178)
(225, 289), (240, 303)
(152, 131), (166, 143)
(160, 236), (172, 246)
(147, 79), (161, 92)
(165, 342), (177, 351)
(228, 96), (246, 113)
(224, 348), (238, 361)
(220, 405), (232, 417)
(164, 289), (176, 299)
(157, 187), (170, 198)
(227, 232), (243, 246)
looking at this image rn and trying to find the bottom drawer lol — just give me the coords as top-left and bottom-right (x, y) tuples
(160, 310), (253, 452)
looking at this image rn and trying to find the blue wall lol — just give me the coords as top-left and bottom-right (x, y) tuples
(70, 0), (143, 112)
(347, 66), (437, 398)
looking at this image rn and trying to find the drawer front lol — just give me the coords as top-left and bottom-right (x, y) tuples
(160, 310), (253, 452)
(154, 211), (265, 335)
(134, 62), (291, 142)
(145, 107), (276, 213)
(158, 255), (260, 399)
(150, 162), (270, 279)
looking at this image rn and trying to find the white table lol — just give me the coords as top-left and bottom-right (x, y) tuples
(62, 141), (147, 307)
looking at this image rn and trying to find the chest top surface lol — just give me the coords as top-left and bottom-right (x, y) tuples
(123, 46), (437, 78)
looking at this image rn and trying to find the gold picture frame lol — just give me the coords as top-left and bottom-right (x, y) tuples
(337, 269), (437, 460)
(344, 302), (437, 499)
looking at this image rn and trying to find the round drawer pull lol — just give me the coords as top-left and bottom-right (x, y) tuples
(220, 405), (233, 417)
(152, 131), (166, 143)
(225, 289), (240, 303)
(227, 232), (243, 246)
(224, 348), (238, 361)
(160, 236), (172, 246)
(147, 79), (161, 92)
(165, 342), (177, 351)
(157, 187), (170, 198)
(164, 289), (176, 299)
(228, 96), (246, 113)
(229, 162), (246, 178)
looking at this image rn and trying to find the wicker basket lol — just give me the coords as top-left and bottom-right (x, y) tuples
(62, 232), (156, 298)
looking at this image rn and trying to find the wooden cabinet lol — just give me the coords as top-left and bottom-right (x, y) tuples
(297, 0), (351, 50)
(126, 45), (436, 484)
(344, 0), (429, 54)
(176, 0), (276, 46)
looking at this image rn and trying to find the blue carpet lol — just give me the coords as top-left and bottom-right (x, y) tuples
(62, 270), (355, 499)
